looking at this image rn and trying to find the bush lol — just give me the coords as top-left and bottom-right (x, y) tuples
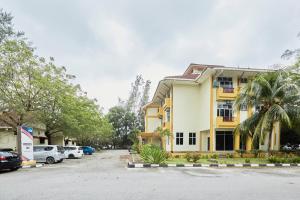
(268, 156), (300, 164)
(226, 153), (234, 158)
(245, 158), (251, 163)
(140, 144), (167, 164)
(185, 153), (201, 163)
(192, 154), (201, 163)
(131, 142), (141, 153)
(211, 154), (218, 159)
(185, 153), (192, 162)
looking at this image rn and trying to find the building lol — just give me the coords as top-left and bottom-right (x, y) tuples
(0, 121), (77, 149)
(140, 64), (280, 153)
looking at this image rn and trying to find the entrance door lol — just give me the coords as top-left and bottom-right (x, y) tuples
(215, 131), (233, 151)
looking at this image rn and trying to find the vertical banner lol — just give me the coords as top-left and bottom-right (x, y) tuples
(17, 126), (34, 161)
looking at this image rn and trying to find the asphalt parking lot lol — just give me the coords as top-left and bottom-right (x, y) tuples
(1, 150), (300, 200)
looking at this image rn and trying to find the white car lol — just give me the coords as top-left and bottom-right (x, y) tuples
(64, 146), (83, 159)
(33, 145), (65, 164)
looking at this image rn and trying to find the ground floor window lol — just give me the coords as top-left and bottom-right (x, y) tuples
(189, 132), (196, 145)
(216, 131), (233, 151)
(176, 132), (183, 145)
(39, 137), (45, 144)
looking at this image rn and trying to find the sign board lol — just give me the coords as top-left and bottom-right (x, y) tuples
(17, 126), (34, 161)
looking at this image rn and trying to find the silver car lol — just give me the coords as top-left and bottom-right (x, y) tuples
(33, 145), (65, 164)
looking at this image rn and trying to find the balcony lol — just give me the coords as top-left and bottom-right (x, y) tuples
(140, 132), (160, 138)
(163, 98), (171, 109)
(216, 116), (239, 128)
(216, 87), (239, 100)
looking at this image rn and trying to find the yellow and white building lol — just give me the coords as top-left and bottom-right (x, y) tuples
(140, 64), (280, 153)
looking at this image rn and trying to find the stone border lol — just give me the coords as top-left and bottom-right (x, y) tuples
(21, 164), (44, 169)
(127, 162), (300, 168)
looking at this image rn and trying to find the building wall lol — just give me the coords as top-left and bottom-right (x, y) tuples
(51, 135), (64, 146)
(0, 130), (17, 150)
(198, 78), (211, 131)
(145, 107), (161, 133)
(172, 84), (201, 151)
(146, 118), (161, 132)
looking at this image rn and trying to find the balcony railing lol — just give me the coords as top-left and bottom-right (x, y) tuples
(216, 116), (238, 128)
(216, 87), (239, 100)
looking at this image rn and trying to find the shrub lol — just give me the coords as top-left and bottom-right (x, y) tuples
(185, 153), (192, 162)
(268, 156), (300, 164)
(245, 158), (251, 163)
(192, 154), (201, 163)
(140, 144), (167, 164)
(211, 154), (218, 159)
(226, 153), (234, 158)
(131, 142), (141, 153)
(201, 155), (209, 159)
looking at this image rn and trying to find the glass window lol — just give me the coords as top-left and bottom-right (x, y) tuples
(217, 102), (233, 121)
(176, 132), (183, 145)
(241, 103), (247, 111)
(189, 133), (196, 145)
(240, 78), (248, 83)
(44, 147), (53, 151)
(217, 77), (233, 88)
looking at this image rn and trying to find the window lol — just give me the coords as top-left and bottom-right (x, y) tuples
(240, 78), (248, 83)
(216, 131), (233, 151)
(189, 133), (196, 145)
(44, 146), (54, 151)
(165, 108), (170, 122)
(217, 77), (233, 88)
(176, 132), (183, 145)
(240, 103), (247, 111)
(217, 102), (233, 121)
(39, 137), (45, 144)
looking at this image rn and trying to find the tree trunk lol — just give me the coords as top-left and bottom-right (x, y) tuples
(45, 131), (52, 145)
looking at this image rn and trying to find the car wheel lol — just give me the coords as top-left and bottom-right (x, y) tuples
(68, 154), (75, 159)
(46, 157), (55, 164)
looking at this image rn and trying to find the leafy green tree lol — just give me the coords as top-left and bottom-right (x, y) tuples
(234, 70), (300, 150)
(0, 39), (44, 129)
(106, 106), (138, 148)
(0, 9), (24, 43)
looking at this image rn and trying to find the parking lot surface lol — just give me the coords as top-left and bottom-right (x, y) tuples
(1, 150), (300, 200)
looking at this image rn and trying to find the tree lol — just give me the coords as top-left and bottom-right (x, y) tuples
(0, 9), (24, 43)
(106, 106), (138, 148)
(0, 39), (45, 130)
(137, 80), (151, 131)
(234, 70), (300, 151)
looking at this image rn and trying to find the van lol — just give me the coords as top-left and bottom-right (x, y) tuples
(64, 146), (83, 159)
(33, 145), (65, 164)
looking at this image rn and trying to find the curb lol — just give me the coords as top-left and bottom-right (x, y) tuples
(21, 164), (44, 169)
(127, 162), (300, 168)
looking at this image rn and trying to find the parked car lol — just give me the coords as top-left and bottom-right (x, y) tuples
(0, 148), (22, 171)
(33, 145), (65, 164)
(64, 146), (83, 159)
(282, 143), (293, 151)
(82, 146), (94, 155)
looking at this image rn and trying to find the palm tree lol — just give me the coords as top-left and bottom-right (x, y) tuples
(234, 70), (300, 151)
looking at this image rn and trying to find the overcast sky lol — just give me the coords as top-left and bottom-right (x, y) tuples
(2, 0), (300, 112)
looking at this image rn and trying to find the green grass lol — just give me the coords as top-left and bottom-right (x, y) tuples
(166, 158), (270, 164)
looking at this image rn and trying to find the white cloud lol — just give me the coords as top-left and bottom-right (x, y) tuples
(2, 0), (300, 112)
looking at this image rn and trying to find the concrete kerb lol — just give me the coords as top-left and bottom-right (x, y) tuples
(128, 162), (300, 168)
(21, 163), (44, 169)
